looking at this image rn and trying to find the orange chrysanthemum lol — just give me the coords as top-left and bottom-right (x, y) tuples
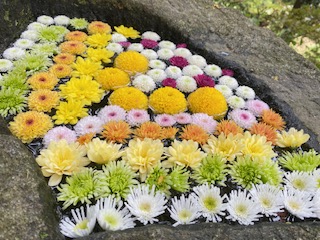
(180, 124), (209, 145)
(76, 132), (95, 145)
(53, 53), (76, 65)
(87, 21), (111, 34)
(59, 41), (87, 55)
(134, 122), (163, 140)
(65, 31), (88, 42)
(250, 122), (278, 145)
(28, 89), (60, 112)
(102, 121), (132, 143)
(261, 109), (285, 130)
(215, 120), (244, 136)
(27, 72), (59, 90)
(49, 63), (72, 78)
(161, 127), (178, 140)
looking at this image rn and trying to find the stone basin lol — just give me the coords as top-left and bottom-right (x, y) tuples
(0, 0), (320, 239)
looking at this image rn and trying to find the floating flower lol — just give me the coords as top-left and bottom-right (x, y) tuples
(0, 67), (28, 91)
(180, 124), (209, 145)
(227, 96), (246, 109)
(0, 88), (27, 117)
(182, 65), (203, 77)
(85, 33), (112, 48)
(161, 127), (178, 140)
(115, 25), (140, 39)
(0, 59), (14, 72)
(112, 33), (127, 42)
(154, 114), (176, 127)
(126, 109), (150, 126)
(165, 66), (182, 79)
(16, 53), (52, 74)
(53, 53), (76, 65)
(222, 69), (234, 76)
(169, 56), (189, 68)
(109, 87), (148, 111)
(97, 105), (127, 124)
(86, 47), (114, 63)
(54, 15), (70, 25)
(9, 111), (53, 143)
(141, 49), (158, 60)
(14, 38), (35, 49)
(204, 64), (222, 77)
(27, 21), (45, 31)
(249, 122), (278, 145)
(174, 48), (192, 58)
(194, 74), (215, 87)
(218, 76), (238, 89)
(32, 43), (59, 56)
(145, 165), (172, 195)
(283, 171), (316, 192)
(141, 39), (158, 49)
(215, 84), (233, 98)
(149, 59), (166, 69)
(101, 120), (132, 144)
(77, 133), (95, 145)
(87, 21), (111, 34)
(142, 31), (161, 41)
(187, 55), (207, 68)
(278, 150), (320, 172)
(147, 69), (167, 82)
(313, 190), (320, 218)
(106, 42), (124, 54)
(65, 31), (88, 42)
(168, 166), (190, 193)
(228, 109), (257, 129)
(176, 76), (197, 93)
(37, 15), (54, 25)
(191, 113), (217, 134)
(158, 40), (176, 50)
(21, 30), (38, 41)
(74, 116), (104, 136)
(52, 100), (88, 125)
(276, 128), (310, 148)
(214, 120), (244, 136)
(157, 48), (174, 60)
(70, 18), (89, 30)
(3, 47), (26, 60)
(174, 112), (192, 125)
(245, 99), (270, 116)
(133, 122), (163, 140)
(261, 109), (285, 130)
(43, 126), (77, 147)
(127, 43), (143, 52)
(49, 63), (72, 78)
(132, 74), (156, 93)
(59, 40), (87, 55)
(71, 56), (102, 77)
(27, 72), (58, 90)
(162, 77), (177, 88)
(38, 25), (65, 42)
(236, 86), (255, 100)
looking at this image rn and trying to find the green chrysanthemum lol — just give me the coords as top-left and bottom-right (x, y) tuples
(0, 88), (27, 117)
(70, 18), (89, 30)
(168, 165), (190, 193)
(31, 43), (60, 57)
(260, 160), (283, 186)
(95, 161), (139, 200)
(278, 150), (320, 172)
(16, 53), (52, 75)
(38, 26), (66, 42)
(192, 154), (227, 186)
(145, 165), (172, 196)
(0, 70), (28, 91)
(57, 168), (98, 210)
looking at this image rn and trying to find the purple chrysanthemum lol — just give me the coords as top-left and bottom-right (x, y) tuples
(74, 116), (104, 136)
(98, 105), (127, 124)
(245, 99), (270, 116)
(43, 126), (77, 147)
(228, 109), (257, 129)
(126, 109), (150, 126)
(162, 78), (177, 88)
(194, 74), (215, 87)
(154, 114), (176, 127)
(174, 112), (192, 125)
(169, 56), (189, 68)
(192, 113), (217, 134)
(141, 39), (158, 49)
(222, 69), (234, 76)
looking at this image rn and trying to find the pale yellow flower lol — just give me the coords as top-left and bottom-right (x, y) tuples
(276, 128), (310, 148)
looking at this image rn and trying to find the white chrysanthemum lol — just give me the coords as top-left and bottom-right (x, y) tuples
(226, 189), (262, 225)
(187, 55), (207, 69)
(149, 59), (166, 69)
(74, 116), (104, 136)
(192, 184), (227, 222)
(157, 48), (174, 60)
(283, 187), (315, 219)
(3, 47), (26, 60)
(313, 189), (320, 218)
(96, 197), (136, 231)
(165, 66), (182, 79)
(182, 65), (204, 77)
(0, 59), (14, 72)
(27, 22), (45, 31)
(13, 39), (35, 49)
(312, 169), (320, 189)
(249, 184), (284, 217)
(21, 30), (39, 41)
(141, 49), (158, 60)
(176, 76), (197, 93)
(106, 43), (124, 54)
(174, 48), (192, 58)
(168, 194), (200, 227)
(127, 43), (144, 52)
(158, 40), (176, 50)
(54, 15), (70, 25)
(215, 84), (233, 98)
(59, 204), (97, 238)
(142, 31), (161, 41)
(125, 185), (167, 225)
(204, 64), (222, 78)
(37, 15), (54, 25)
(283, 171), (316, 193)
(111, 33), (127, 42)
(147, 69), (167, 83)
(227, 96), (246, 109)
(218, 76), (239, 89)
(0, 74), (3, 80)
(132, 74), (156, 92)
(236, 86), (255, 100)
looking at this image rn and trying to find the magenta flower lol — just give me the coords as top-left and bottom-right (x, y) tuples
(176, 43), (187, 48)
(126, 109), (150, 126)
(192, 113), (217, 134)
(154, 114), (176, 127)
(222, 69), (234, 76)
(43, 126), (77, 147)
(118, 41), (131, 48)
(245, 99), (270, 116)
(141, 39), (158, 49)
(169, 56), (189, 68)
(74, 116), (104, 136)
(174, 112), (192, 125)
(97, 105), (127, 124)
(194, 74), (215, 87)
(162, 78), (177, 88)
(228, 109), (257, 129)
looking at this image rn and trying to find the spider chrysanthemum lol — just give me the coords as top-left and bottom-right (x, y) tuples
(72, 56), (103, 77)
(180, 124), (209, 145)
(215, 120), (244, 136)
(85, 33), (112, 48)
(101, 120), (132, 144)
(86, 47), (114, 63)
(278, 150), (320, 172)
(0, 88), (27, 117)
(133, 122), (163, 140)
(261, 109), (285, 130)
(145, 165), (172, 196)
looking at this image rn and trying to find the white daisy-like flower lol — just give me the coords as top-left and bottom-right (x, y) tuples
(125, 185), (168, 225)
(192, 184), (227, 222)
(204, 64), (222, 78)
(142, 31), (161, 41)
(312, 169), (320, 189)
(283, 187), (315, 219)
(187, 55), (207, 69)
(249, 184), (284, 217)
(98, 105), (127, 124)
(158, 40), (176, 50)
(27, 22), (45, 31)
(228, 109), (257, 129)
(74, 116), (104, 136)
(96, 196), (136, 231)
(147, 69), (167, 83)
(227, 96), (246, 109)
(157, 48), (174, 60)
(236, 86), (255, 100)
(313, 189), (320, 218)
(21, 30), (39, 41)
(215, 84), (233, 98)
(3, 47), (26, 60)
(0, 59), (13, 72)
(283, 171), (316, 193)
(182, 65), (204, 77)
(165, 66), (182, 79)
(127, 43), (144, 52)
(225, 189), (262, 225)
(59, 204), (97, 238)
(132, 74), (156, 93)
(218, 76), (239, 89)
(149, 59), (166, 69)
(192, 113), (217, 134)
(168, 194), (200, 227)
(176, 76), (197, 93)
(126, 109), (150, 126)
(174, 48), (192, 58)
(37, 15), (54, 25)
(54, 15), (70, 25)
(13, 38), (35, 49)
(141, 49), (158, 60)
(106, 43), (124, 54)
(110, 33), (126, 43)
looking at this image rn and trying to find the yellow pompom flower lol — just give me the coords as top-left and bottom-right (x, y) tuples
(59, 40), (87, 55)
(53, 53), (76, 65)
(188, 87), (228, 120)
(72, 56), (103, 77)
(149, 87), (187, 114)
(36, 140), (90, 186)
(85, 33), (112, 48)
(59, 76), (104, 106)
(163, 139), (207, 169)
(87, 21), (111, 34)
(95, 67), (130, 91)
(123, 138), (164, 181)
(114, 51), (149, 76)
(109, 87), (148, 110)
(86, 138), (124, 164)
(27, 72), (59, 90)
(52, 100), (88, 125)
(49, 63), (73, 78)
(86, 47), (114, 63)
(114, 25), (140, 39)
(28, 89), (60, 112)
(9, 111), (53, 143)
(276, 128), (310, 148)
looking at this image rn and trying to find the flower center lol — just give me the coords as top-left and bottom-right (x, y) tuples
(109, 112), (116, 117)
(104, 214), (120, 228)
(25, 119), (34, 125)
(39, 95), (47, 101)
(203, 196), (217, 211)
(235, 204), (248, 217)
(39, 77), (46, 82)
(288, 201), (301, 211)
(240, 113), (249, 120)
(57, 66), (64, 71)
(139, 202), (151, 213)
(178, 209), (192, 221)
(74, 219), (89, 230)
(134, 113), (141, 117)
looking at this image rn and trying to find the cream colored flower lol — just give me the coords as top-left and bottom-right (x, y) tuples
(276, 128), (310, 148)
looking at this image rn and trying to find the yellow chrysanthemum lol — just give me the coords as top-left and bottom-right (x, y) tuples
(114, 51), (149, 76)
(65, 31), (88, 42)
(123, 138), (164, 181)
(71, 56), (103, 77)
(9, 111), (53, 143)
(59, 76), (104, 106)
(49, 63), (72, 78)
(86, 47), (114, 63)
(180, 124), (209, 145)
(85, 138), (124, 164)
(95, 67), (130, 91)
(85, 33), (112, 48)
(87, 21), (111, 34)
(188, 87), (228, 120)
(101, 121), (132, 143)
(59, 40), (87, 55)
(202, 133), (243, 161)
(53, 53), (76, 65)
(109, 87), (148, 111)
(52, 100), (88, 125)
(133, 121), (163, 140)
(149, 87), (187, 114)
(27, 72), (59, 90)
(114, 25), (140, 39)
(276, 128), (310, 148)
(215, 120), (244, 136)
(28, 89), (60, 112)
(163, 139), (207, 169)
(161, 127), (178, 140)
(36, 140), (90, 186)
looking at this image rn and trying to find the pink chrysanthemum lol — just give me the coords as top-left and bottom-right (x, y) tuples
(141, 39), (158, 49)
(176, 43), (187, 48)
(192, 113), (217, 134)
(98, 105), (127, 124)
(228, 109), (257, 129)
(245, 99), (270, 117)
(126, 109), (150, 126)
(169, 56), (189, 68)
(154, 114), (176, 127)
(162, 78), (177, 88)
(194, 74), (215, 87)
(43, 126), (77, 147)
(74, 116), (104, 136)
(174, 112), (192, 125)
(118, 41), (131, 48)
(222, 69), (234, 76)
